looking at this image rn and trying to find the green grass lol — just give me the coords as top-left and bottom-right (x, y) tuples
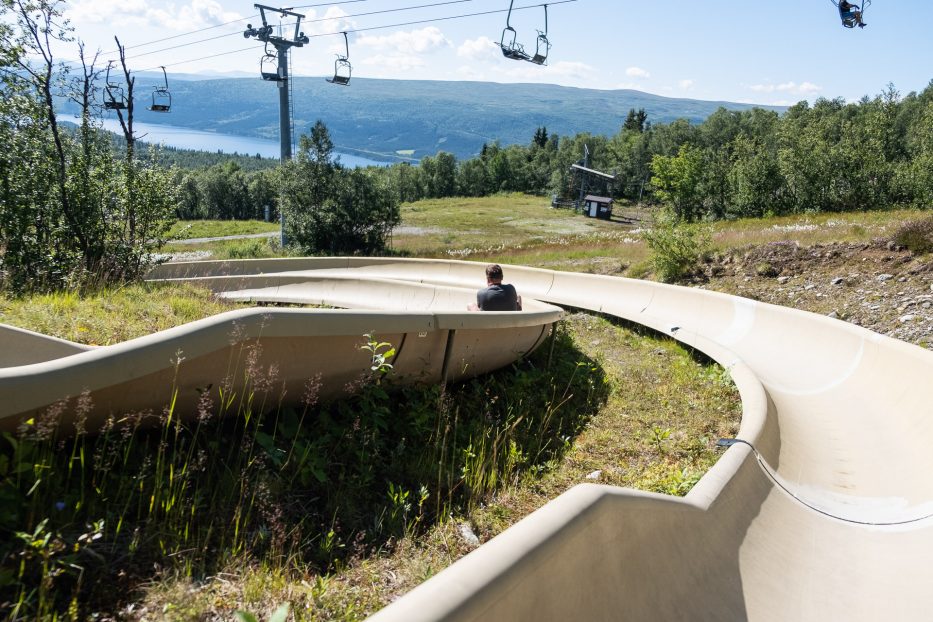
(0, 282), (235, 345)
(9, 198), (927, 619)
(125, 315), (740, 620)
(162, 236), (283, 261)
(161, 199), (930, 281)
(393, 194), (624, 256)
(167, 219), (281, 241)
(709, 208), (927, 250)
(0, 320), (610, 620)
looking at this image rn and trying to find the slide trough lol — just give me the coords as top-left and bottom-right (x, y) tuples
(4, 257), (932, 620)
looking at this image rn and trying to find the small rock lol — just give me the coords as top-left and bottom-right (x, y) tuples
(887, 240), (897, 251)
(828, 311), (839, 319)
(590, 340), (601, 346)
(804, 284), (816, 291)
(898, 277), (908, 283)
(458, 522), (480, 548)
(877, 274), (895, 282)
(923, 302), (931, 309)
(831, 277), (844, 286)
(899, 315), (917, 323)
(585, 470), (602, 480)
(777, 276), (791, 284)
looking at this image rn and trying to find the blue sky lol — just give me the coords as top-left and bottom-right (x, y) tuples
(60, 0), (931, 105)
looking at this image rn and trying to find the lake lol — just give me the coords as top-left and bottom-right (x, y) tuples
(89, 118), (390, 168)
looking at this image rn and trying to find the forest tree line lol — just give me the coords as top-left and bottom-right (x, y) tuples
(176, 81), (933, 224)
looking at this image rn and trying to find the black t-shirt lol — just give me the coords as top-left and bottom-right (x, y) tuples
(477, 283), (520, 311)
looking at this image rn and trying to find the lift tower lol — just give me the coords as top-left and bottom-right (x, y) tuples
(244, 5), (310, 162)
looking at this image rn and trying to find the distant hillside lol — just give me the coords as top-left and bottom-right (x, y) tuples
(64, 78), (785, 161)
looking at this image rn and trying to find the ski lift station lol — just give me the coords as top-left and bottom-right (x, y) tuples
(582, 194), (613, 220)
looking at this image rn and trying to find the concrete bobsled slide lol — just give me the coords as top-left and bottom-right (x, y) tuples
(3, 256), (931, 619)
(152, 257), (933, 621)
(0, 268), (562, 432)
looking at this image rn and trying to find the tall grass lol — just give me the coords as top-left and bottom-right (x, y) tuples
(0, 325), (606, 619)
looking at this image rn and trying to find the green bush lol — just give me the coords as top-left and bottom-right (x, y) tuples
(892, 217), (933, 255)
(640, 210), (711, 283)
(225, 238), (274, 259)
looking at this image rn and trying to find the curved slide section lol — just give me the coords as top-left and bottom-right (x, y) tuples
(0, 275), (562, 432)
(150, 258), (933, 621)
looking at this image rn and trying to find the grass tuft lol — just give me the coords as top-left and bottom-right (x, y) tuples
(0, 282), (236, 345)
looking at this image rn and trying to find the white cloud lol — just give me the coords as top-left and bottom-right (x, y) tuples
(750, 81), (822, 95)
(679, 79), (695, 90)
(359, 54), (426, 71)
(358, 27), (451, 55)
(457, 36), (499, 61)
(544, 61), (596, 80)
(67, 0), (241, 30)
(302, 7), (356, 38)
(486, 59), (595, 87)
(455, 65), (486, 80)
(625, 66), (651, 79)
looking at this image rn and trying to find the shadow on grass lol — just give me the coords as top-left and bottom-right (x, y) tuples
(0, 324), (607, 619)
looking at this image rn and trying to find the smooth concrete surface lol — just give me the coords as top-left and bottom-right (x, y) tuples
(0, 324), (92, 367)
(0, 274), (562, 431)
(151, 258), (933, 621)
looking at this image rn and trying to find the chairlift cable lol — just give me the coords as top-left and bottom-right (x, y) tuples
(124, 0), (476, 61)
(137, 44), (265, 72)
(124, 31), (251, 61)
(135, 0), (576, 72)
(102, 0), (373, 55)
(100, 16), (259, 56)
(303, 0), (577, 41)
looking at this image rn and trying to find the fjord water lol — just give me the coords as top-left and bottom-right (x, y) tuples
(93, 118), (389, 168)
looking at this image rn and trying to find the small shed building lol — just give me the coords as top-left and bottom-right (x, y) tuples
(583, 195), (613, 220)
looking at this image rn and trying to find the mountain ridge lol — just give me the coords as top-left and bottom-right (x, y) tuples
(64, 77), (786, 161)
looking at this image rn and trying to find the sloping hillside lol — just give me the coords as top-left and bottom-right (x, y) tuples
(66, 77), (784, 160)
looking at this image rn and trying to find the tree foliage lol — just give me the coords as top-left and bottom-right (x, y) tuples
(358, 82), (933, 220)
(278, 121), (400, 255)
(0, 0), (175, 293)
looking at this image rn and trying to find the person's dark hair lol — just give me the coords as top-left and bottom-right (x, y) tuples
(485, 264), (504, 281)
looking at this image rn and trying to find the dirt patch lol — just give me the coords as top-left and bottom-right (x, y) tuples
(700, 239), (933, 349)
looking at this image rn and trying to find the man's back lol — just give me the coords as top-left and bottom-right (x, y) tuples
(477, 283), (520, 311)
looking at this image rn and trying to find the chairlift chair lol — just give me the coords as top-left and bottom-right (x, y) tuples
(326, 32), (352, 86)
(500, 0), (531, 61)
(832, 0), (870, 28)
(104, 61), (127, 111)
(260, 47), (285, 82)
(148, 66), (171, 113)
(529, 5), (551, 65)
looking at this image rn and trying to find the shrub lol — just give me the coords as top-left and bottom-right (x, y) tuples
(225, 238), (274, 259)
(640, 210), (712, 283)
(892, 217), (933, 255)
